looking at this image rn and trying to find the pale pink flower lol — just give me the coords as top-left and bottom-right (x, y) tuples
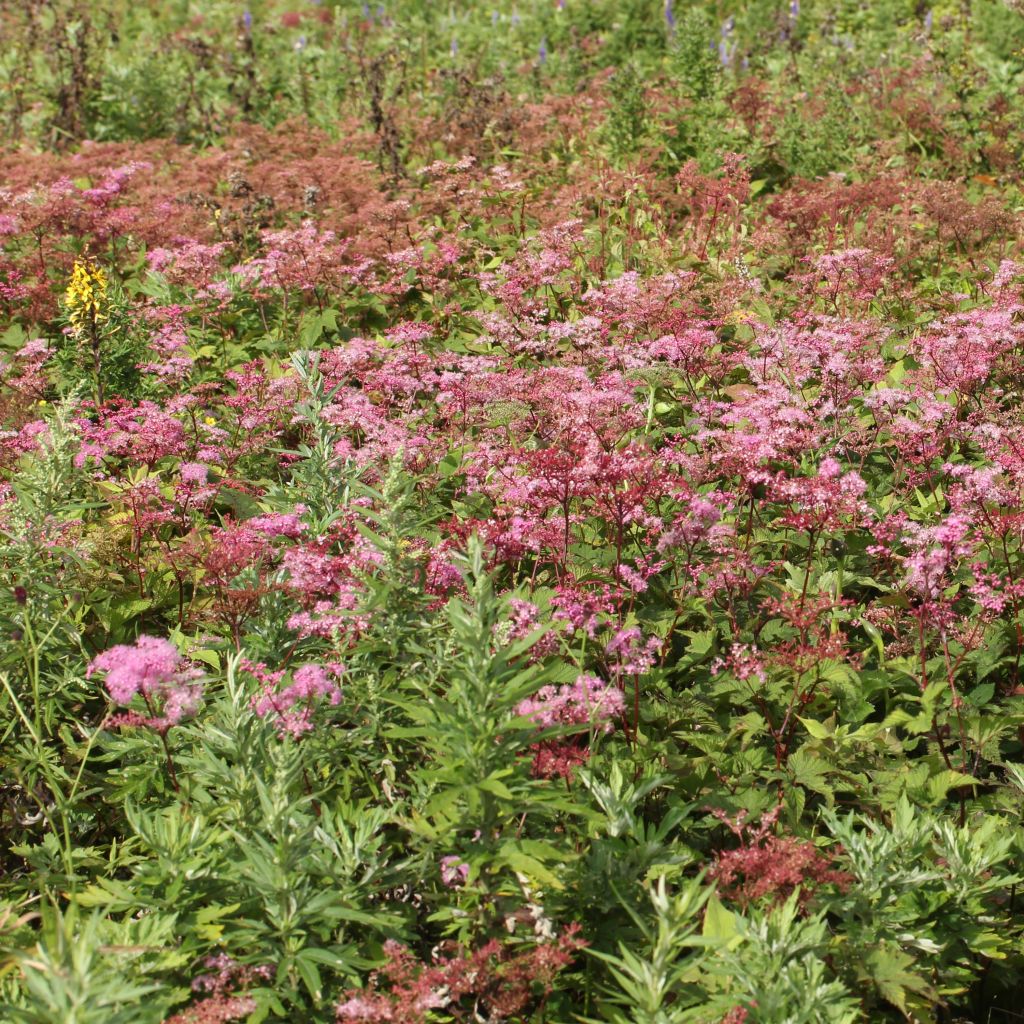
(88, 636), (203, 728)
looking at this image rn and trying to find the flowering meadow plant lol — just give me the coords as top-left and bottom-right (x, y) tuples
(6, 1), (1024, 1022)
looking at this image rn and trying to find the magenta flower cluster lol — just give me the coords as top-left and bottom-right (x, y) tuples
(250, 661), (344, 738)
(87, 635), (204, 730)
(516, 673), (625, 731)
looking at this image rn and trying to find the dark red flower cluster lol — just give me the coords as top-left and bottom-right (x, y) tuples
(162, 954), (273, 1024)
(710, 833), (850, 910)
(335, 927), (585, 1023)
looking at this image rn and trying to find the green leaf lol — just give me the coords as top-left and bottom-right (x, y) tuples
(863, 944), (934, 1014)
(925, 769), (978, 803)
(193, 903), (240, 942)
(293, 950), (322, 1002)
(497, 846), (564, 890)
(702, 892), (741, 948)
(797, 716), (833, 741)
(477, 774), (515, 800)
(787, 749), (834, 798)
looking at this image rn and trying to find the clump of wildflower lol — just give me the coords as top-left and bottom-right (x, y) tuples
(498, 598), (559, 660)
(710, 834), (851, 909)
(63, 256), (111, 405)
(605, 627), (661, 675)
(247, 510), (307, 538)
(88, 635), (203, 731)
(191, 954), (275, 995)
(163, 996), (255, 1024)
(711, 643), (767, 684)
(180, 462), (209, 485)
(658, 492), (730, 551)
(720, 1006), (753, 1024)
(251, 662), (343, 738)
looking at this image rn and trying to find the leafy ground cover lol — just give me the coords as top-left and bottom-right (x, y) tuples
(5, 1), (1024, 1021)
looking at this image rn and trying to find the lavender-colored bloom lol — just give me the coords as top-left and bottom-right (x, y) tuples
(450, 35), (458, 57)
(294, 35), (307, 51)
(539, 36), (548, 64)
(557, 0), (565, 9)
(492, 9), (499, 25)
(722, 16), (734, 37)
(511, 8), (521, 26)
(361, 1), (370, 17)
(789, 0), (799, 19)
(924, 8), (933, 33)
(664, 0), (675, 31)
(242, 8), (252, 32)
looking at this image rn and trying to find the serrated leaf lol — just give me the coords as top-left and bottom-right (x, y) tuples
(864, 944), (933, 1014)
(787, 749), (833, 798)
(926, 769), (978, 803)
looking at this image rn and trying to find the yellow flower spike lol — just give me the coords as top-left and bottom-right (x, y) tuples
(723, 309), (754, 326)
(65, 258), (109, 338)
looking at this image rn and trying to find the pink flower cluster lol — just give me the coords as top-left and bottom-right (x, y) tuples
(251, 662), (344, 738)
(516, 674), (624, 730)
(515, 675), (626, 780)
(605, 627), (661, 676)
(87, 635), (203, 730)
